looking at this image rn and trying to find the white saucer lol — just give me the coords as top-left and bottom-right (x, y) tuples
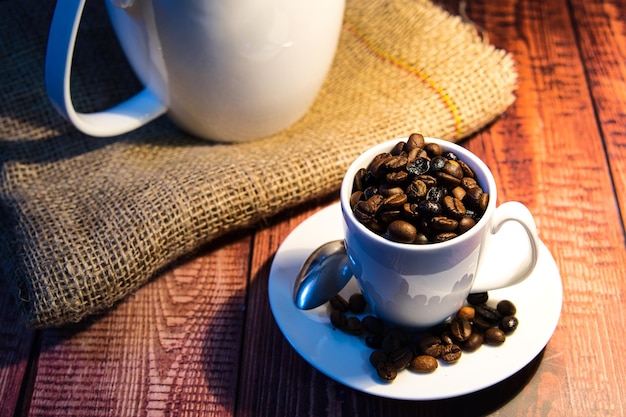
(268, 203), (562, 400)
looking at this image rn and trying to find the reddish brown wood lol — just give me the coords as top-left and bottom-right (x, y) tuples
(0, 291), (36, 417)
(26, 234), (252, 417)
(1, 0), (626, 416)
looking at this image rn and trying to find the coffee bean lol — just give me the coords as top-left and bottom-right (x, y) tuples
(437, 172), (462, 187)
(407, 133), (425, 151)
(382, 193), (408, 210)
(387, 220), (417, 243)
(376, 362), (398, 382)
(426, 186), (447, 202)
(440, 331), (455, 346)
(485, 328), (506, 345)
(443, 151), (458, 161)
(349, 293), (367, 314)
(410, 355), (438, 373)
(330, 294), (349, 312)
(443, 195), (466, 219)
(390, 141), (406, 156)
(386, 170), (409, 185)
(419, 335), (444, 358)
(434, 232), (458, 242)
(382, 331), (405, 354)
(457, 306), (475, 320)
(475, 304), (502, 324)
(345, 317), (363, 335)
(406, 179), (428, 201)
(442, 160), (464, 180)
(457, 216), (476, 234)
(365, 334), (384, 349)
(424, 142), (443, 157)
(385, 154), (409, 171)
(451, 186), (467, 201)
(407, 158), (430, 176)
(330, 310), (347, 330)
(367, 153), (387, 177)
(440, 344), (462, 363)
(362, 315), (385, 335)
(370, 350), (388, 368)
(430, 156), (447, 172)
(497, 300), (517, 316)
(467, 292), (489, 305)
(450, 317), (473, 342)
(473, 314), (492, 331)
(418, 200), (442, 216)
(350, 191), (363, 209)
(389, 347), (413, 370)
(499, 316), (519, 334)
(463, 332), (484, 352)
(431, 216), (459, 232)
(353, 168), (367, 191)
(379, 209), (401, 224)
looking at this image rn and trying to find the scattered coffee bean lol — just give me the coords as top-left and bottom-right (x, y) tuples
(440, 344), (463, 363)
(389, 347), (413, 370)
(327, 291), (518, 382)
(376, 362), (398, 382)
(362, 315), (385, 336)
(349, 293), (367, 313)
(463, 332), (484, 352)
(497, 299), (517, 316)
(457, 306), (475, 320)
(370, 350), (388, 368)
(329, 310), (347, 330)
(499, 315), (519, 334)
(345, 316), (364, 336)
(467, 292), (489, 305)
(410, 355), (438, 373)
(475, 303), (502, 324)
(450, 317), (473, 342)
(485, 328), (506, 345)
(419, 335), (444, 358)
(330, 294), (349, 312)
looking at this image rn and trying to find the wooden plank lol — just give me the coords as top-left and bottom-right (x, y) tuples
(26, 234), (252, 417)
(0, 290), (36, 417)
(237, 197), (343, 417)
(570, 0), (626, 229)
(463, 0), (626, 416)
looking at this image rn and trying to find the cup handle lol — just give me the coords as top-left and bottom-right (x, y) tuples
(45, 0), (166, 137)
(470, 201), (540, 293)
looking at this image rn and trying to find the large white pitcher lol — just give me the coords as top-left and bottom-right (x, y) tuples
(45, 0), (345, 142)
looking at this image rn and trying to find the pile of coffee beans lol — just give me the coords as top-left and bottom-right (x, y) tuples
(328, 291), (519, 382)
(350, 133), (489, 244)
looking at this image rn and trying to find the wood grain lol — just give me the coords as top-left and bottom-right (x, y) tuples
(26, 234), (252, 417)
(464, 0), (626, 415)
(1, 0), (626, 416)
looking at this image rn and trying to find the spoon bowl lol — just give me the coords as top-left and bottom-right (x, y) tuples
(293, 240), (353, 310)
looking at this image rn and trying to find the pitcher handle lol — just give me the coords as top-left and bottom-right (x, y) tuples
(45, 0), (166, 137)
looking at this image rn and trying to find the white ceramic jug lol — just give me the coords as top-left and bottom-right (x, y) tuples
(45, 0), (345, 142)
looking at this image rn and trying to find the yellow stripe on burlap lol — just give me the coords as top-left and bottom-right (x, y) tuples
(345, 19), (464, 140)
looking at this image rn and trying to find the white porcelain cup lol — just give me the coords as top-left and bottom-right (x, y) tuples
(45, 0), (345, 142)
(340, 138), (541, 328)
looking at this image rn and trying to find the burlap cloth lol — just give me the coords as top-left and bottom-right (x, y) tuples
(0, 0), (517, 328)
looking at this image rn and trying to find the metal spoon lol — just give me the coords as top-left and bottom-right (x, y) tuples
(293, 240), (353, 310)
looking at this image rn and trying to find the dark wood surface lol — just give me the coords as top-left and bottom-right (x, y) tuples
(2, 0), (626, 415)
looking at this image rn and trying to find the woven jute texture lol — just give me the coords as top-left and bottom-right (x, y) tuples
(0, 0), (517, 328)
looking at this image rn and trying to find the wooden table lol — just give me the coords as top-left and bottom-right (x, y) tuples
(2, 0), (625, 415)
